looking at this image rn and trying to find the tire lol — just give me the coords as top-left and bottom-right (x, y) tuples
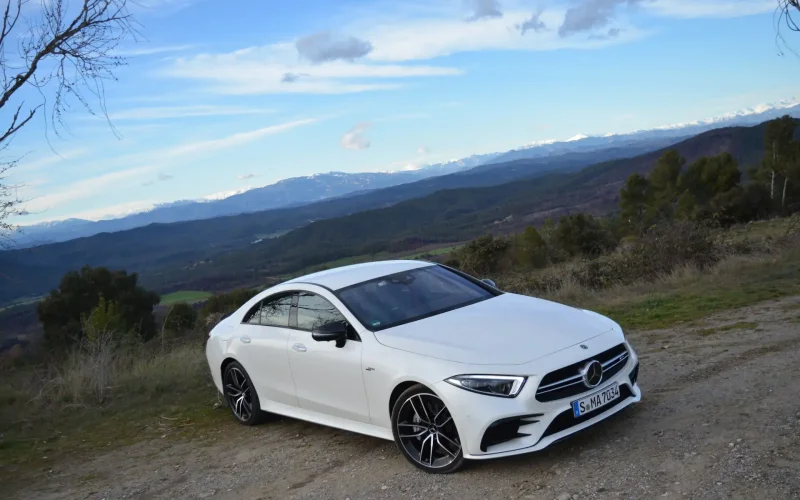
(222, 361), (266, 426)
(391, 384), (465, 474)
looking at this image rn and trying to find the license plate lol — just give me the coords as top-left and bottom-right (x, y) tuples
(571, 383), (620, 418)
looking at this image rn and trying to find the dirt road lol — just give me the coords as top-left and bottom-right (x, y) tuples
(9, 297), (800, 500)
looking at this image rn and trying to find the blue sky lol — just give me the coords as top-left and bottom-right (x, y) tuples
(9, 0), (800, 224)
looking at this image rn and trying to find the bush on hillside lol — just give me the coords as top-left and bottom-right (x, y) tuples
(37, 266), (160, 351)
(163, 302), (198, 337)
(554, 213), (618, 258)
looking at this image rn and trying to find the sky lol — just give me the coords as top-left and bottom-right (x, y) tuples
(6, 0), (800, 225)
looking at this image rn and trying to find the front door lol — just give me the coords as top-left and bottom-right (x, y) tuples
(286, 291), (370, 423)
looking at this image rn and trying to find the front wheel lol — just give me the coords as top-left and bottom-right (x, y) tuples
(391, 384), (465, 473)
(222, 361), (266, 426)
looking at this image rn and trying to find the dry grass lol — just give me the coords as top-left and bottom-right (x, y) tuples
(496, 225), (800, 330)
(0, 339), (214, 471)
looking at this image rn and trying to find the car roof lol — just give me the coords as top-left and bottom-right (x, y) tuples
(284, 260), (435, 291)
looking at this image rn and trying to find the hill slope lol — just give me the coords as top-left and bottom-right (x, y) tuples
(0, 120), (781, 304)
(160, 120), (776, 290)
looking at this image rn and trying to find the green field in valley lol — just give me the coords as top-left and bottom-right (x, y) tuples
(159, 291), (213, 305)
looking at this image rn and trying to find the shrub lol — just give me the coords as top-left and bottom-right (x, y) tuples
(163, 302), (198, 337)
(453, 235), (510, 275)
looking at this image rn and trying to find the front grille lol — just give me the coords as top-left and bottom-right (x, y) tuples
(535, 343), (629, 402)
(480, 413), (543, 452)
(541, 384), (632, 438)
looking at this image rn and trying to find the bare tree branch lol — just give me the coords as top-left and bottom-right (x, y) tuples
(775, 1), (800, 57)
(0, 0), (137, 243)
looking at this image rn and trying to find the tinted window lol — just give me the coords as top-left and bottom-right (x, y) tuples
(296, 292), (346, 331)
(337, 266), (495, 331)
(243, 294), (293, 327)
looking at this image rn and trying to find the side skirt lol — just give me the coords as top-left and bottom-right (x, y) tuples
(263, 401), (395, 442)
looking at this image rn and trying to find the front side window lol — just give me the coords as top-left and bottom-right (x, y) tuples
(337, 265), (496, 331)
(296, 292), (345, 331)
(243, 294), (293, 327)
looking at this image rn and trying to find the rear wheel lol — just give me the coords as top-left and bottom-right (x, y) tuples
(223, 361), (266, 426)
(391, 384), (465, 473)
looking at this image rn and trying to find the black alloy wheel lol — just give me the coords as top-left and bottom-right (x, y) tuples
(391, 384), (465, 473)
(223, 361), (265, 426)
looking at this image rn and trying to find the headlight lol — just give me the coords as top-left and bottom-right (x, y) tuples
(445, 375), (527, 398)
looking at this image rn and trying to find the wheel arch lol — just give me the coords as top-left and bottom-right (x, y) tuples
(389, 379), (430, 418)
(220, 356), (239, 380)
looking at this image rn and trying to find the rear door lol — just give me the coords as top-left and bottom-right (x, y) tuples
(286, 291), (370, 423)
(233, 293), (298, 408)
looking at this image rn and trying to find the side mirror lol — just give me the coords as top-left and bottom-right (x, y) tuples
(312, 321), (348, 348)
(481, 278), (497, 288)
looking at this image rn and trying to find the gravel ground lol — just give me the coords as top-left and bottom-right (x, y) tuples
(7, 297), (800, 500)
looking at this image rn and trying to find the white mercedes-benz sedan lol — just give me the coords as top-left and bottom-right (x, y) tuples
(206, 260), (641, 473)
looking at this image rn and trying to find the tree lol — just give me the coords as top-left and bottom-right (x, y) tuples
(619, 173), (650, 233)
(759, 115), (798, 209)
(512, 226), (548, 268)
(0, 0), (137, 245)
(678, 153), (741, 207)
(648, 150), (685, 213)
(37, 265), (159, 349)
(554, 213), (617, 258)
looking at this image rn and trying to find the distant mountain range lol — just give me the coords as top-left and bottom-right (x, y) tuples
(12, 154), (498, 247)
(11, 99), (800, 248)
(3, 118), (787, 306)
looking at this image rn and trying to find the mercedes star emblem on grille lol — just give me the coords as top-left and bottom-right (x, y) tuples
(581, 360), (604, 388)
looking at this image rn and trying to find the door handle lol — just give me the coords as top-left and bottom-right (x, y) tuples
(292, 343), (307, 352)
(240, 336), (252, 344)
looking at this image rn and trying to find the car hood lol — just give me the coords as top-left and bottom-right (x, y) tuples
(373, 293), (616, 365)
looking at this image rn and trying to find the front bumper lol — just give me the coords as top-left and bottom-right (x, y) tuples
(433, 350), (641, 459)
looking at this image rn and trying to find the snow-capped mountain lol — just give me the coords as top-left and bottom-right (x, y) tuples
(12, 99), (800, 249)
(491, 99), (800, 164)
(12, 158), (496, 247)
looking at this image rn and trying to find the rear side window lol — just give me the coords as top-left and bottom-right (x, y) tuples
(242, 294), (293, 327)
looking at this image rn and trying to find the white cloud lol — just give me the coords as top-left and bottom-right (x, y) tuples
(517, 10), (547, 35)
(341, 122), (372, 150)
(142, 172), (174, 186)
(109, 105), (275, 121)
(22, 165), (154, 213)
(559, 0), (642, 38)
(66, 199), (160, 222)
(115, 44), (195, 56)
(165, 118), (320, 157)
(342, 1), (771, 62)
(20, 118), (320, 214)
(16, 148), (89, 172)
(164, 43), (461, 95)
(465, 0), (503, 21)
(238, 173), (256, 180)
(417, 146), (431, 155)
(645, 0), (774, 18)
(296, 32), (373, 63)
(362, 9), (645, 62)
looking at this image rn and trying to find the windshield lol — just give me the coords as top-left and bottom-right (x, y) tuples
(337, 265), (497, 331)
